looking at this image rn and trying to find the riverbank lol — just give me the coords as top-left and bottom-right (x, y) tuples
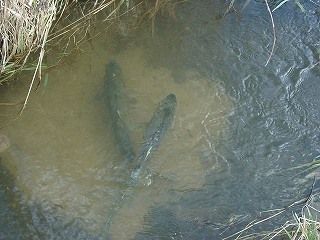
(0, 0), (178, 83)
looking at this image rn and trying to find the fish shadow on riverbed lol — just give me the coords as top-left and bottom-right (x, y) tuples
(134, 206), (216, 240)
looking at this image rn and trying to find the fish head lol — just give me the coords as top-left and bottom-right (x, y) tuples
(160, 94), (177, 110)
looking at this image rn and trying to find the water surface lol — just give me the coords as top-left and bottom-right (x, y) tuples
(0, 0), (319, 239)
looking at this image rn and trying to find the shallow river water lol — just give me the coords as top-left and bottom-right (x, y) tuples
(0, 0), (320, 239)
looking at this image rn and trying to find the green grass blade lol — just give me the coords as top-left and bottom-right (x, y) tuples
(283, 228), (293, 239)
(272, 0), (289, 12)
(42, 73), (49, 95)
(242, 0), (252, 10)
(294, 0), (306, 13)
(225, 0), (236, 15)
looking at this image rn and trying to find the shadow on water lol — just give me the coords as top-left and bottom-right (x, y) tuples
(0, 160), (30, 239)
(0, 0), (320, 239)
(135, 206), (217, 239)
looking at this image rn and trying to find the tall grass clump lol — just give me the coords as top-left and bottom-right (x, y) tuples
(0, 0), (178, 84)
(224, 196), (320, 239)
(271, 195), (320, 240)
(0, 0), (64, 84)
(0, 0), (130, 85)
(0, 0), (178, 116)
(223, 174), (320, 240)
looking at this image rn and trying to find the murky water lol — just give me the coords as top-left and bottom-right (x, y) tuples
(1, 0), (320, 239)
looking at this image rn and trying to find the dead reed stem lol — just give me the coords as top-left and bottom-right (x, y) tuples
(0, 0), (177, 118)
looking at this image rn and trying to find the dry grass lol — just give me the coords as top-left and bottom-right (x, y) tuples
(0, 0), (178, 83)
(0, 0), (178, 117)
(141, 0), (179, 35)
(0, 0), (131, 84)
(48, 0), (180, 47)
(223, 177), (320, 240)
(0, 0), (68, 118)
(223, 201), (320, 240)
(271, 197), (320, 240)
(0, 0), (61, 83)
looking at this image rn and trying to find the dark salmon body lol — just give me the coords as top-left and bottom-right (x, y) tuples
(105, 60), (134, 163)
(131, 93), (177, 179)
(103, 93), (177, 238)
